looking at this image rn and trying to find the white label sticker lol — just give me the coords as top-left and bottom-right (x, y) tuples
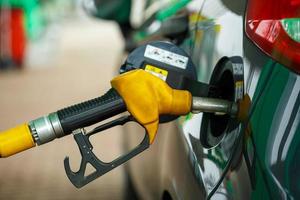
(233, 63), (243, 75)
(144, 45), (188, 69)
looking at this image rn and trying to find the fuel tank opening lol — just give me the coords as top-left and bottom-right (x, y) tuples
(209, 70), (235, 138)
(200, 56), (244, 148)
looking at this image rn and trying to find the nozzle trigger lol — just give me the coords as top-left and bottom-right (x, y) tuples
(64, 115), (149, 188)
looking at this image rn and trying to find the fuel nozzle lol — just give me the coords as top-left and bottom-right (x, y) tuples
(0, 77), (250, 158)
(0, 69), (191, 158)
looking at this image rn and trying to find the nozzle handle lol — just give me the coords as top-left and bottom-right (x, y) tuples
(57, 88), (126, 135)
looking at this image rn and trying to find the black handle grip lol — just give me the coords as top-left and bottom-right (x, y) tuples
(57, 88), (126, 135)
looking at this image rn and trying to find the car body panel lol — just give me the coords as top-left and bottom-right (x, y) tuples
(124, 0), (300, 199)
(124, 122), (204, 199)
(247, 61), (300, 199)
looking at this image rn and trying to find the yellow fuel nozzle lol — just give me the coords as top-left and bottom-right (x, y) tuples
(0, 124), (36, 158)
(112, 69), (192, 144)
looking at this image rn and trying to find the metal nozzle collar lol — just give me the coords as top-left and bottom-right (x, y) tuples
(29, 113), (64, 145)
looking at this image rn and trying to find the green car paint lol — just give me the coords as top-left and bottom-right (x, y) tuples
(248, 60), (300, 199)
(207, 148), (226, 169)
(285, 126), (300, 196)
(252, 62), (286, 199)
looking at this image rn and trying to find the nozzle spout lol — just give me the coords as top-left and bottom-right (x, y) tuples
(192, 97), (238, 117)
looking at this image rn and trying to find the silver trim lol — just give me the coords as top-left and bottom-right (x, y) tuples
(29, 112), (65, 145)
(29, 122), (39, 144)
(48, 113), (64, 138)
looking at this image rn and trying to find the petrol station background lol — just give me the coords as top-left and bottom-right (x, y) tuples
(0, 1), (127, 199)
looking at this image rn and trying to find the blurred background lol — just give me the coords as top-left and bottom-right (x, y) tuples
(0, 0), (128, 199)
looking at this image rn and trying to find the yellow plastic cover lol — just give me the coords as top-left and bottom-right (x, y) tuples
(0, 124), (35, 157)
(111, 69), (191, 144)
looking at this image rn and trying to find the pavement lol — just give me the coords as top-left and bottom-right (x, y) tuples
(0, 17), (127, 200)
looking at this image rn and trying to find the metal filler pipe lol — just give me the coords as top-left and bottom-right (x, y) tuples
(191, 97), (238, 117)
